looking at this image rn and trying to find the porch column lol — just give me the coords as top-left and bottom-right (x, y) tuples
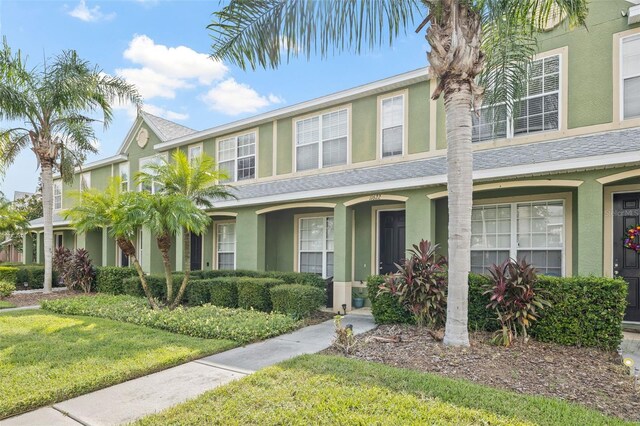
(405, 192), (435, 249)
(333, 203), (353, 312)
(36, 232), (42, 264)
(577, 179), (604, 276)
(23, 233), (34, 264)
(174, 228), (184, 272)
(76, 232), (87, 250)
(103, 228), (116, 266)
(235, 209), (265, 271)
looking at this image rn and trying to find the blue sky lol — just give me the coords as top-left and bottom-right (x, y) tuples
(0, 0), (428, 198)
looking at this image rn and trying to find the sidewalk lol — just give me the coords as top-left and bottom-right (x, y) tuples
(1, 314), (376, 426)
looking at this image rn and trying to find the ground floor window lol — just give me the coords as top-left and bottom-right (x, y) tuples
(217, 223), (236, 270)
(471, 200), (564, 276)
(54, 233), (63, 249)
(117, 247), (129, 267)
(298, 216), (334, 278)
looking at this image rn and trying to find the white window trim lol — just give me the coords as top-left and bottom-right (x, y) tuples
(214, 220), (236, 270)
(296, 214), (334, 278)
(54, 232), (64, 249)
(215, 130), (258, 182)
(119, 162), (130, 192)
(293, 105), (351, 173)
(470, 199), (566, 276)
(80, 172), (91, 192)
(53, 180), (62, 211)
(620, 33), (640, 121)
(377, 91), (408, 159)
(138, 153), (168, 194)
(137, 228), (144, 270)
(116, 245), (129, 267)
(188, 142), (204, 163)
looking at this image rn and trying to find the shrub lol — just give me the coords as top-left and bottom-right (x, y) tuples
(53, 247), (72, 287)
(332, 315), (357, 354)
(208, 278), (239, 308)
(14, 266), (59, 289)
(236, 278), (284, 312)
(468, 274), (497, 332)
(530, 276), (627, 350)
(95, 267), (138, 294)
(270, 284), (325, 319)
(42, 294), (299, 344)
(367, 275), (414, 325)
(483, 258), (551, 346)
(0, 267), (19, 284)
(0, 280), (15, 298)
(122, 274), (185, 301)
(380, 240), (447, 327)
(185, 279), (212, 306)
(67, 249), (96, 293)
(264, 271), (326, 291)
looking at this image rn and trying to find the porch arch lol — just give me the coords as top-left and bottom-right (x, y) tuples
(427, 179), (584, 199)
(255, 202), (337, 215)
(343, 194), (408, 207)
(597, 169), (640, 185)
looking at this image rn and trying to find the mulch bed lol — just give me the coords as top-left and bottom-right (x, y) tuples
(2, 289), (87, 308)
(323, 324), (640, 422)
(302, 310), (335, 327)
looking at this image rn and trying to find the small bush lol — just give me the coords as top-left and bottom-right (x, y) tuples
(185, 279), (212, 306)
(122, 274), (184, 301)
(236, 278), (284, 312)
(367, 275), (414, 325)
(95, 267), (138, 294)
(0, 267), (19, 284)
(0, 280), (15, 298)
(468, 274), (497, 331)
(270, 284), (325, 319)
(13, 266), (59, 289)
(264, 271), (326, 291)
(53, 247), (73, 287)
(208, 278), (239, 308)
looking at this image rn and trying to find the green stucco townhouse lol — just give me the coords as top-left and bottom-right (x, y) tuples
(24, 1), (640, 320)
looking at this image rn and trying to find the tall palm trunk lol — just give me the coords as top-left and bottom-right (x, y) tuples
(40, 161), (54, 293)
(169, 228), (191, 309)
(116, 237), (159, 310)
(156, 232), (173, 302)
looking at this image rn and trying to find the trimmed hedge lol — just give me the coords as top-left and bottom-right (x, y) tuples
(467, 274), (498, 332)
(237, 278), (285, 312)
(195, 269), (326, 291)
(122, 274), (184, 300)
(14, 266), (60, 289)
(185, 278), (239, 308)
(0, 267), (18, 284)
(94, 267), (137, 294)
(366, 275), (413, 325)
(270, 284), (325, 318)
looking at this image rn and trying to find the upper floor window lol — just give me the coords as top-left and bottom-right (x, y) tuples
(119, 162), (129, 192)
(80, 172), (91, 192)
(295, 109), (348, 171)
(139, 155), (165, 194)
(622, 34), (640, 120)
(188, 143), (203, 163)
(380, 95), (405, 158)
(53, 180), (62, 210)
(218, 132), (256, 182)
(472, 54), (560, 143)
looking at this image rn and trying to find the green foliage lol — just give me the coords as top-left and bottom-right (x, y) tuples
(0, 309), (232, 419)
(236, 278), (284, 312)
(366, 275), (414, 325)
(42, 295), (299, 344)
(95, 267), (138, 294)
(53, 247), (95, 293)
(0, 300), (15, 309)
(467, 274), (497, 332)
(185, 278), (240, 307)
(14, 266), (59, 289)
(263, 271), (326, 290)
(0, 266), (18, 283)
(270, 284), (325, 319)
(0, 280), (15, 298)
(122, 274), (181, 301)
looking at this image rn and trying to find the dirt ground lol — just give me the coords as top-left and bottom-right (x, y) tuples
(2, 289), (85, 308)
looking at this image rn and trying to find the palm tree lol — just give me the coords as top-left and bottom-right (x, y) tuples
(64, 178), (159, 309)
(137, 150), (234, 308)
(0, 198), (26, 234)
(208, 0), (588, 346)
(138, 191), (210, 307)
(0, 40), (141, 292)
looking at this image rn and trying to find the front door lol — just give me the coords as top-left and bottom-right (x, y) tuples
(190, 234), (203, 271)
(613, 192), (640, 322)
(378, 210), (406, 275)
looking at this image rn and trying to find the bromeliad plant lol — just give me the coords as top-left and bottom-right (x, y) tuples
(483, 258), (551, 346)
(380, 240), (447, 328)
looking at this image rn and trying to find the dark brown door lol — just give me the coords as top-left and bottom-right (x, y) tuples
(378, 210), (406, 275)
(613, 192), (640, 322)
(190, 234), (203, 271)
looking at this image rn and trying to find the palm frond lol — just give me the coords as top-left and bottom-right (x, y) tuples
(0, 128), (31, 175)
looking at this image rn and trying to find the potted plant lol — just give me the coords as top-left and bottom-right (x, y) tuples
(352, 288), (365, 309)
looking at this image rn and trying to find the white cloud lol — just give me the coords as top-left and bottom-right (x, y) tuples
(68, 0), (115, 22)
(201, 78), (284, 115)
(113, 101), (188, 122)
(115, 67), (191, 100)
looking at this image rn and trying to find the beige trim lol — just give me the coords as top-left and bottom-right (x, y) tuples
(120, 119), (144, 156)
(376, 89), (409, 160)
(256, 202), (336, 215)
(292, 103), (352, 173)
(212, 219), (236, 270)
(206, 211), (238, 217)
(603, 184), (640, 277)
(187, 142), (204, 162)
(613, 27), (640, 123)
(53, 232), (64, 249)
(272, 120), (278, 176)
(473, 192), (573, 276)
(597, 169), (640, 185)
(370, 204), (405, 276)
(215, 128), (259, 183)
(344, 194), (408, 207)
(427, 179), (584, 200)
(293, 212), (334, 273)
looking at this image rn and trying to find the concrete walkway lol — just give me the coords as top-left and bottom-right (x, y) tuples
(1, 314), (375, 426)
(0, 305), (40, 313)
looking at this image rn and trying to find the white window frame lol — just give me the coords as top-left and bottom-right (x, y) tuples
(297, 215), (334, 278)
(471, 199), (565, 276)
(54, 232), (64, 249)
(53, 180), (62, 211)
(216, 131), (257, 182)
(621, 33), (640, 120)
(116, 246), (129, 267)
(138, 154), (167, 194)
(188, 143), (203, 163)
(137, 228), (144, 270)
(215, 221), (236, 270)
(293, 107), (350, 172)
(118, 162), (130, 192)
(473, 53), (562, 142)
(378, 93), (407, 158)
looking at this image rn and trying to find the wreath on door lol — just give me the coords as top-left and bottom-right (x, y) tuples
(624, 226), (640, 252)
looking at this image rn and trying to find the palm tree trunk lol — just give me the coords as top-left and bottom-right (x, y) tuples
(169, 228), (191, 309)
(116, 237), (159, 310)
(442, 80), (473, 347)
(41, 162), (54, 293)
(156, 232), (173, 303)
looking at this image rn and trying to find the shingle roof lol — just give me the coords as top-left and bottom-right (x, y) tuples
(141, 111), (197, 142)
(226, 126), (640, 202)
(29, 212), (67, 228)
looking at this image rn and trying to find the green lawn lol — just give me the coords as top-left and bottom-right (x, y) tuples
(0, 300), (15, 309)
(135, 355), (631, 426)
(0, 309), (235, 419)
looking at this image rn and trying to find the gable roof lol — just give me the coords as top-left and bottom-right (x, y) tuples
(140, 111), (197, 142)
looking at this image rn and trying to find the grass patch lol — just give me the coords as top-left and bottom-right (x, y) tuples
(42, 294), (299, 344)
(135, 355), (630, 426)
(0, 300), (15, 309)
(0, 309), (234, 419)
